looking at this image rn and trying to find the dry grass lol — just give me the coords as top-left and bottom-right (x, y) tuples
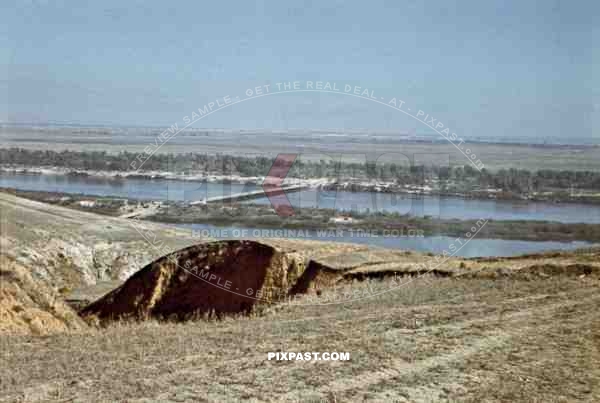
(1, 275), (599, 402)
(2, 192), (600, 401)
(0, 256), (86, 336)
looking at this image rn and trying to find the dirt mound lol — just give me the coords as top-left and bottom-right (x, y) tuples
(0, 256), (87, 335)
(80, 240), (308, 323)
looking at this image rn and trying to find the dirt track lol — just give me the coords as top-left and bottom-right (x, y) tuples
(2, 275), (599, 402)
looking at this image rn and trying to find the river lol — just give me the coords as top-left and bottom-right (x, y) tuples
(174, 223), (594, 258)
(1, 171), (597, 257)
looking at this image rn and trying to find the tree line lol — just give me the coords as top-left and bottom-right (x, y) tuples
(2, 148), (599, 193)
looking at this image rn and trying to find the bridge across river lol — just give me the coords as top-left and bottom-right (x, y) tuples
(190, 184), (309, 205)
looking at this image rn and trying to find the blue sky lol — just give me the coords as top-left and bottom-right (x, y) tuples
(2, 0), (598, 142)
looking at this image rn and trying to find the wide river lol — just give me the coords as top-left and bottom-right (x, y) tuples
(1, 172), (598, 257)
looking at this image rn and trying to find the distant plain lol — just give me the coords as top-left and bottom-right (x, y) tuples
(2, 127), (599, 171)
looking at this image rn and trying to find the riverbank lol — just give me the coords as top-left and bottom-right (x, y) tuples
(0, 165), (263, 184)
(3, 149), (600, 205)
(5, 187), (600, 244)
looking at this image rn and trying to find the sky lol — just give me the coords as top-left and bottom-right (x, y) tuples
(1, 0), (598, 143)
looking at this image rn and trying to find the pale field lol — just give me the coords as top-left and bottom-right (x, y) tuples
(1, 128), (598, 171)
